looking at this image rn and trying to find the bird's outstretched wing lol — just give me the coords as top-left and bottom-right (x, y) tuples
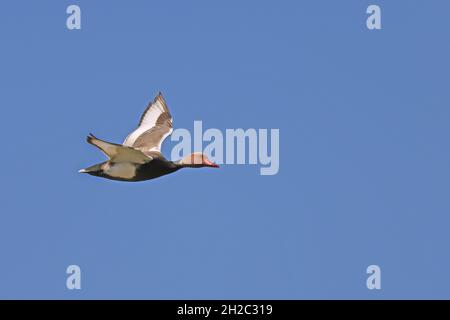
(87, 134), (151, 164)
(123, 92), (173, 155)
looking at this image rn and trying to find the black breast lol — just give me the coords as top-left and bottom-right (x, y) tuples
(133, 158), (179, 181)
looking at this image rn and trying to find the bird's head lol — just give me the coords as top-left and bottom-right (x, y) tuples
(179, 152), (219, 168)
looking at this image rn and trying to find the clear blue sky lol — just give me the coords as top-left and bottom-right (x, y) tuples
(0, 0), (449, 299)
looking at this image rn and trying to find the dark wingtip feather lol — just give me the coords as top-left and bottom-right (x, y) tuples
(86, 133), (96, 143)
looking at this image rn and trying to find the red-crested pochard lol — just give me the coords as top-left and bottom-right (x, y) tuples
(79, 92), (219, 181)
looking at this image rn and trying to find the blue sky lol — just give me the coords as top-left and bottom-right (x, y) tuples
(0, 0), (449, 299)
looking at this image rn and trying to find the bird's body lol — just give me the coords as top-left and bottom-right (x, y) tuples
(82, 157), (180, 182)
(79, 93), (218, 182)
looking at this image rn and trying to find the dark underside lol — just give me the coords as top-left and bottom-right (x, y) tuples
(133, 158), (180, 181)
(88, 159), (181, 182)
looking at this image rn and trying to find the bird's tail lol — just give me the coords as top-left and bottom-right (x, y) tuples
(78, 162), (103, 174)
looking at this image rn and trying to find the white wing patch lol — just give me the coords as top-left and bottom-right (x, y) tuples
(123, 93), (173, 152)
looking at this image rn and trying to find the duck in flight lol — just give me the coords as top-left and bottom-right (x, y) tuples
(79, 92), (219, 182)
